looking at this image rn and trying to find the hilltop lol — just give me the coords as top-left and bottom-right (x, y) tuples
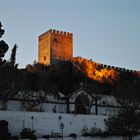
(24, 56), (140, 97)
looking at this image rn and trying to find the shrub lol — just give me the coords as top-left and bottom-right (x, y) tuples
(10, 136), (19, 139)
(42, 135), (51, 138)
(81, 126), (104, 137)
(90, 127), (102, 136)
(0, 120), (11, 140)
(81, 125), (90, 137)
(20, 128), (37, 140)
(69, 133), (77, 138)
(105, 109), (140, 140)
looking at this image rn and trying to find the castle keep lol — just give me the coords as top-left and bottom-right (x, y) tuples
(38, 29), (73, 65)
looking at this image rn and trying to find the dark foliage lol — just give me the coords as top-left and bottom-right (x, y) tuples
(10, 44), (18, 68)
(0, 40), (8, 59)
(10, 135), (19, 140)
(81, 126), (110, 137)
(113, 81), (140, 108)
(23, 61), (116, 96)
(42, 135), (51, 138)
(106, 80), (140, 140)
(0, 120), (11, 140)
(0, 22), (9, 67)
(69, 133), (77, 138)
(20, 128), (37, 140)
(106, 109), (140, 140)
(0, 22), (4, 37)
(0, 63), (18, 102)
(0, 22), (18, 105)
(19, 59), (139, 97)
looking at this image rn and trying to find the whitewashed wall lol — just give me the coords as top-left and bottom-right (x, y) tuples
(0, 111), (107, 137)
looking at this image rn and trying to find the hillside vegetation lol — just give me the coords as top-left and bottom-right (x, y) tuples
(23, 57), (140, 97)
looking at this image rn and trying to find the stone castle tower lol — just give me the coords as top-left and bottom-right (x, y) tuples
(38, 29), (73, 65)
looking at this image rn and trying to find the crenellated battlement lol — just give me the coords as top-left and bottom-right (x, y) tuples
(49, 29), (73, 37)
(39, 29), (73, 40)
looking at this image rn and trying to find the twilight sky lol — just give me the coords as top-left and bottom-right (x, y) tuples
(0, 0), (140, 70)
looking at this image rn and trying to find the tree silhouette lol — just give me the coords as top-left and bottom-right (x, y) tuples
(106, 81), (140, 140)
(106, 109), (140, 140)
(9, 44), (18, 68)
(0, 22), (4, 37)
(0, 22), (9, 67)
(0, 22), (18, 110)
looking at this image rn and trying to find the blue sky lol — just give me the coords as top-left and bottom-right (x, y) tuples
(0, 0), (140, 70)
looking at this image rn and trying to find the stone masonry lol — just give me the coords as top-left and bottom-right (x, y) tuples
(38, 29), (73, 65)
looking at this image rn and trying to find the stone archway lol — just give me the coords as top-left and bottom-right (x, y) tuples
(75, 93), (90, 114)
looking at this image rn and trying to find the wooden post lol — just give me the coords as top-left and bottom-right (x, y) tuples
(95, 100), (98, 115)
(66, 97), (70, 113)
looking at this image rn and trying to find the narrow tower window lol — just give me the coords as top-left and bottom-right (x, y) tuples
(44, 56), (46, 61)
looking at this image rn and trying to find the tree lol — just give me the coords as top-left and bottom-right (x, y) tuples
(0, 22), (9, 67)
(106, 109), (140, 140)
(0, 22), (4, 37)
(9, 44), (18, 68)
(0, 22), (18, 109)
(113, 81), (140, 108)
(0, 120), (11, 140)
(106, 82), (140, 140)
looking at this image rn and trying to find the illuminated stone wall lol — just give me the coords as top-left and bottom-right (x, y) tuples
(38, 29), (73, 65)
(38, 31), (51, 65)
